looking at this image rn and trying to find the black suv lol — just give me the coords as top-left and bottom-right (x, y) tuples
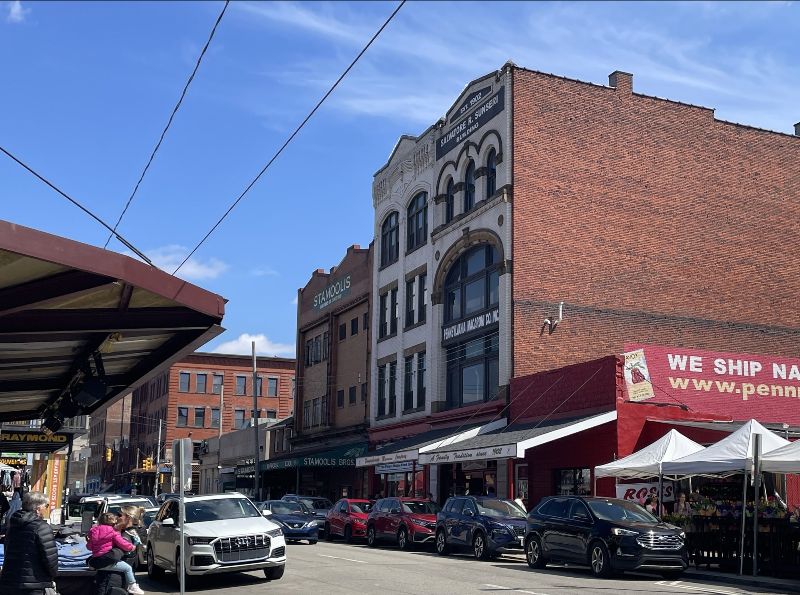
(525, 496), (688, 578)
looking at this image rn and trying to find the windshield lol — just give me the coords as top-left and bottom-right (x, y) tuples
(476, 499), (526, 518)
(402, 501), (440, 515)
(269, 502), (303, 515)
(107, 499), (156, 516)
(67, 503), (82, 517)
(143, 511), (158, 528)
(301, 498), (332, 510)
(349, 502), (373, 514)
(587, 500), (659, 523)
(185, 498), (262, 523)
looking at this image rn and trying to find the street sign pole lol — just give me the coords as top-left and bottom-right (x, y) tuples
(172, 438), (192, 595)
(252, 341), (260, 501)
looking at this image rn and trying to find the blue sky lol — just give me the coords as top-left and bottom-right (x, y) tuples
(2, 1), (798, 358)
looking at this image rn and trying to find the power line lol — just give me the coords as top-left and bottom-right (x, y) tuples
(172, 0), (407, 276)
(0, 145), (154, 265)
(103, 0), (230, 249)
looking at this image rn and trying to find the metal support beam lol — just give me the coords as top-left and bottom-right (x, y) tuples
(0, 270), (109, 317)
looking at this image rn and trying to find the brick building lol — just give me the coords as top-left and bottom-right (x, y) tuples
(86, 395), (132, 493)
(129, 352), (295, 494)
(358, 62), (800, 504)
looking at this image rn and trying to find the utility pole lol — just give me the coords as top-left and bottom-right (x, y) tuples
(252, 341), (260, 501)
(154, 419), (162, 498)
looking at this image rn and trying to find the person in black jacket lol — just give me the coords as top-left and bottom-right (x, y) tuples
(0, 491), (59, 595)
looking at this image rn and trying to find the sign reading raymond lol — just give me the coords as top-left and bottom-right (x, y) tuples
(625, 344), (800, 425)
(313, 275), (351, 311)
(622, 349), (655, 402)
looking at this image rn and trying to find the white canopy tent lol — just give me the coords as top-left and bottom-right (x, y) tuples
(595, 429), (705, 479)
(760, 440), (800, 474)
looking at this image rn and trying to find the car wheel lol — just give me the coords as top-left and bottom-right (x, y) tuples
(367, 525), (377, 547)
(147, 546), (165, 581)
(397, 527), (411, 551)
(473, 531), (490, 561)
(264, 565), (285, 581)
(344, 525), (353, 544)
(435, 529), (449, 556)
(324, 522), (333, 540)
(309, 540), (318, 545)
(660, 570), (684, 580)
(526, 535), (546, 569)
(175, 549), (195, 588)
(589, 541), (612, 578)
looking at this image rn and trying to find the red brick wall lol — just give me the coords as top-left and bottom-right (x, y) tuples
(511, 68), (800, 379)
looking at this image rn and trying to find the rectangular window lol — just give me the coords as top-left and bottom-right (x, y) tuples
(266, 409), (277, 419)
(349, 385), (356, 405)
(405, 279), (415, 327)
(303, 401), (311, 429)
(178, 372), (190, 393)
(418, 274), (427, 323)
(305, 339), (313, 367)
(321, 397), (328, 426)
(339, 323), (346, 341)
(212, 373), (223, 394)
(390, 288), (398, 335)
(379, 293), (388, 338)
(388, 360), (397, 415)
(194, 407), (205, 428)
(361, 382), (368, 402)
(210, 408), (220, 429)
(176, 407), (188, 427)
(314, 336), (322, 363)
(234, 408), (246, 430)
(196, 373), (207, 394)
(235, 376), (246, 396)
(322, 331), (329, 360)
(312, 398), (321, 426)
(404, 355), (414, 411)
(363, 312), (369, 331)
(378, 365), (386, 416)
(417, 352), (426, 408)
(268, 377), (278, 397)
(337, 389), (345, 408)
(351, 317), (358, 336)
(255, 376), (263, 397)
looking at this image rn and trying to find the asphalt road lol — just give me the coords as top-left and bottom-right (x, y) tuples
(135, 541), (787, 595)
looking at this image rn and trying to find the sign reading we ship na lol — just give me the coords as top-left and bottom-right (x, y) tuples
(436, 87), (505, 160)
(442, 307), (500, 345)
(313, 275), (351, 311)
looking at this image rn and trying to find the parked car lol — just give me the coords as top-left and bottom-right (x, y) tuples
(367, 497), (440, 549)
(135, 507), (161, 568)
(156, 492), (194, 504)
(435, 496), (527, 560)
(281, 494), (333, 522)
(261, 500), (320, 544)
(325, 498), (374, 543)
(524, 496), (688, 578)
(146, 492), (286, 582)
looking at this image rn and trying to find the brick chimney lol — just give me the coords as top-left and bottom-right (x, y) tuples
(609, 71), (633, 94)
(795, 122), (800, 137)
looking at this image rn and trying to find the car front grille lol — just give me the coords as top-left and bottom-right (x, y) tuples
(270, 546), (285, 558)
(636, 533), (683, 550)
(214, 535), (270, 563)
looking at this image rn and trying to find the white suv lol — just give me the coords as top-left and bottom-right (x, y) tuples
(146, 493), (286, 581)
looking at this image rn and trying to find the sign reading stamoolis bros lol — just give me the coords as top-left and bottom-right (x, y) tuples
(313, 275), (351, 311)
(624, 344), (800, 425)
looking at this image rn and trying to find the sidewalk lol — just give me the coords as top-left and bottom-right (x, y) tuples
(683, 568), (800, 593)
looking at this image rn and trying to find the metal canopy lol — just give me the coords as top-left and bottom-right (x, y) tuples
(0, 219), (226, 423)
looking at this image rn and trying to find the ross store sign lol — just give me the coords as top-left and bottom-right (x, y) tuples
(313, 275), (352, 311)
(616, 481), (675, 503)
(437, 87), (505, 160)
(418, 443), (517, 465)
(442, 307), (500, 344)
(625, 344), (800, 425)
(356, 449), (418, 467)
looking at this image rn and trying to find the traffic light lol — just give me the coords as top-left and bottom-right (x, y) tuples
(105, 447), (112, 462)
(143, 457), (152, 471)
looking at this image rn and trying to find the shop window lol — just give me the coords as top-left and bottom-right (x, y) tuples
(463, 160), (475, 212)
(196, 373), (207, 394)
(555, 468), (592, 496)
(485, 148), (497, 198)
(268, 377), (278, 397)
(212, 373), (223, 394)
(176, 407), (188, 427)
(234, 409), (246, 430)
(179, 372), (190, 393)
(339, 323), (347, 341)
(194, 407), (205, 428)
(406, 192), (428, 252)
(349, 385), (356, 405)
(235, 376), (246, 396)
(445, 178), (455, 224)
(210, 408), (220, 429)
(351, 317), (359, 336)
(337, 389), (345, 408)
(380, 211), (399, 267)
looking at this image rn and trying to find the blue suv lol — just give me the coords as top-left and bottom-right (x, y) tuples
(435, 496), (527, 560)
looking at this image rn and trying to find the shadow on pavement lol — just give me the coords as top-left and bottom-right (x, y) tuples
(137, 570), (271, 593)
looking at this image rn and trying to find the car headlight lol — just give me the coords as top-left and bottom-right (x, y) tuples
(610, 528), (639, 536)
(267, 528), (283, 537)
(679, 531), (686, 540)
(187, 537), (214, 545)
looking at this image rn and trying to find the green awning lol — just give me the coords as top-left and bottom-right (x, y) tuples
(261, 442), (367, 472)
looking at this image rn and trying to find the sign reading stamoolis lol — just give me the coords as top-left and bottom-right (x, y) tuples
(313, 275), (351, 311)
(624, 344), (800, 425)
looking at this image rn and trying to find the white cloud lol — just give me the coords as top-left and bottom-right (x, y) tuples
(6, 1), (29, 23)
(126, 245), (228, 281)
(291, 295), (298, 305)
(211, 333), (295, 358)
(251, 266), (279, 277)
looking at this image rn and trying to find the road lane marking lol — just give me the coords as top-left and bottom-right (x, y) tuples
(654, 581), (740, 595)
(484, 583), (550, 595)
(319, 553), (368, 564)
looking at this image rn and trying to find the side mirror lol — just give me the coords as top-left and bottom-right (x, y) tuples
(464, 509), (475, 517)
(162, 518), (175, 527)
(262, 509), (272, 517)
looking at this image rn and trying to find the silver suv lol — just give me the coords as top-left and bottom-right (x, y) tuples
(146, 493), (286, 581)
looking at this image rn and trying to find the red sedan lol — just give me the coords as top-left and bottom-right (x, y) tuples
(366, 497), (440, 550)
(325, 498), (374, 543)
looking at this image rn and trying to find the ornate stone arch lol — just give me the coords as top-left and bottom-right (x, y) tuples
(431, 228), (506, 305)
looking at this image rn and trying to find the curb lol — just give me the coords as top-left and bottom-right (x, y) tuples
(683, 569), (800, 593)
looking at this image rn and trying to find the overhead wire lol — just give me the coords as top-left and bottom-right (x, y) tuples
(172, 0), (407, 276)
(103, 0), (230, 249)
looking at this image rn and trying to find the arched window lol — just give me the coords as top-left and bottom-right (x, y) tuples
(406, 192), (428, 251)
(380, 212), (399, 267)
(485, 149), (496, 198)
(445, 178), (455, 224)
(443, 244), (501, 409)
(464, 160), (475, 212)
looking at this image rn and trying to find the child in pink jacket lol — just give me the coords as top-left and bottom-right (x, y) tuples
(87, 512), (144, 594)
